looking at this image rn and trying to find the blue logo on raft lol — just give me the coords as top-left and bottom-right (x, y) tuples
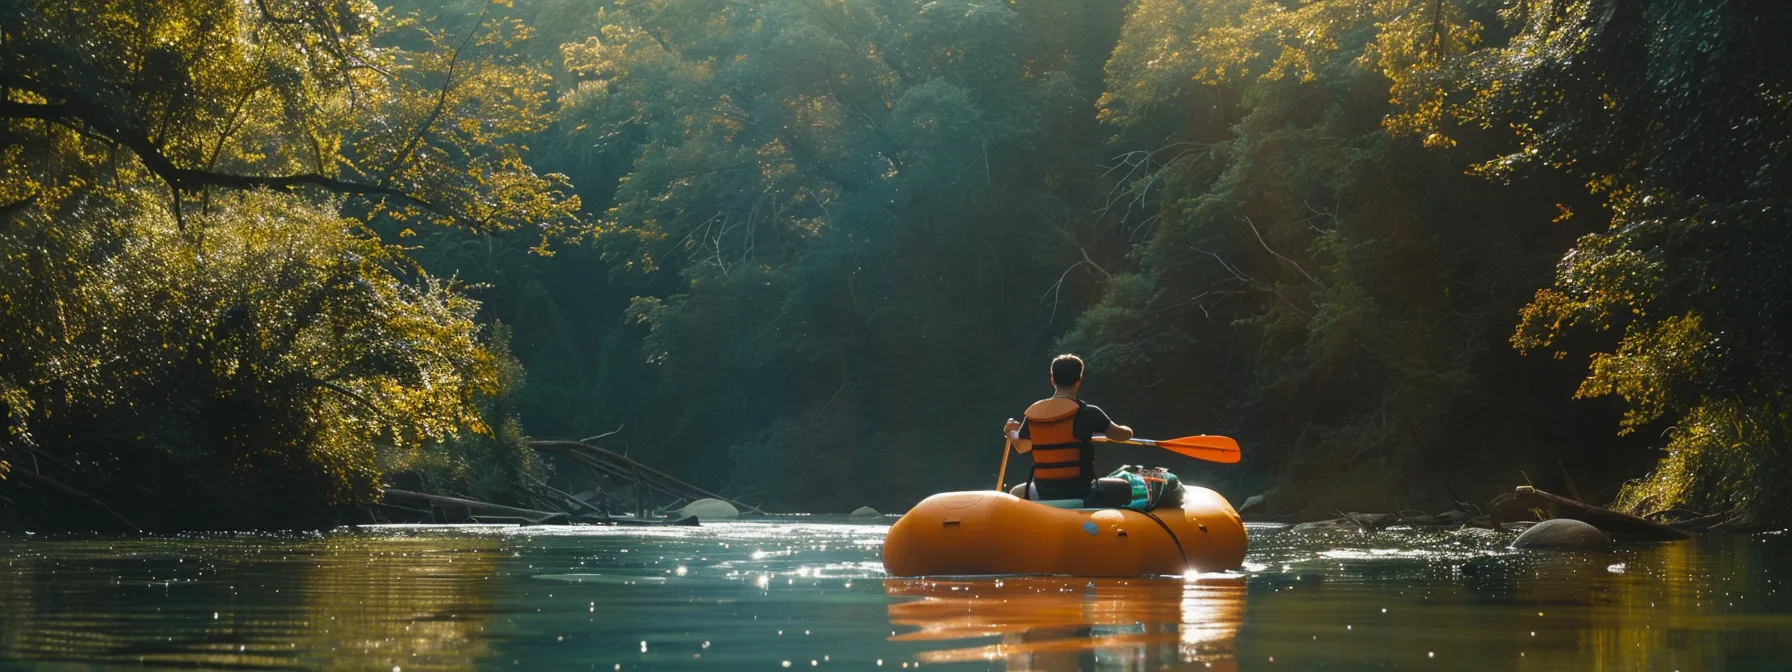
(1082, 521), (1099, 536)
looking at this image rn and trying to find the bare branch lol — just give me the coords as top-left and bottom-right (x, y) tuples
(1079, 247), (1112, 281)
(579, 424), (626, 444)
(377, 6), (491, 185)
(1302, 200), (1341, 233)
(1093, 140), (1208, 229)
(1191, 247), (1253, 284)
(1039, 250), (1115, 323)
(1239, 215), (1321, 286)
(1038, 260), (1091, 323)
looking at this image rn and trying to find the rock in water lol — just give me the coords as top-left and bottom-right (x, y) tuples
(678, 498), (740, 520)
(850, 506), (881, 518)
(1511, 518), (1612, 550)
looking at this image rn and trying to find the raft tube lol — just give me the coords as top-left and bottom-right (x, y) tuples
(882, 487), (1246, 577)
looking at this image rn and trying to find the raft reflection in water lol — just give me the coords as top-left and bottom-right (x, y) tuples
(885, 574), (1244, 670)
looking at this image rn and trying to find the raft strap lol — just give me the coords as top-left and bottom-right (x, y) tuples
(1138, 509), (1191, 570)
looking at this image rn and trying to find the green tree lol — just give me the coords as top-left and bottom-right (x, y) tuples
(1059, 0), (1600, 514)
(557, 0), (1127, 509)
(1483, 1), (1792, 526)
(1, 0), (574, 528)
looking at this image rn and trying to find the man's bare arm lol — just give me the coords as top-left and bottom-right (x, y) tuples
(1004, 418), (1032, 453)
(1105, 422), (1134, 443)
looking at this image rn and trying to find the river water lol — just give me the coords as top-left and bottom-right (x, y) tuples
(1, 519), (1789, 670)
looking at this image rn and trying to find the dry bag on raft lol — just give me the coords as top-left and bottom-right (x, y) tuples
(1107, 465), (1184, 511)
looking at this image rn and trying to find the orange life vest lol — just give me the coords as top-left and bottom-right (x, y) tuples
(1025, 397), (1090, 489)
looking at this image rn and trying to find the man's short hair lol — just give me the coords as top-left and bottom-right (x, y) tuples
(1051, 354), (1084, 387)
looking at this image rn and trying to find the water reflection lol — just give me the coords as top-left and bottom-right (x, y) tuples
(293, 536), (501, 670)
(0, 535), (501, 670)
(885, 575), (1244, 670)
(1239, 526), (1792, 669)
(5, 524), (1792, 669)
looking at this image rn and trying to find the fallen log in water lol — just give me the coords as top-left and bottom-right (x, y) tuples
(529, 439), (765, 516)
(1488, 486), (1689, 541)
(1287, 509), (1494, 533)
(525, 473), (606, 516)
(379, 487), (702, 527)
(603, 514), (699, 527)
(381, 488), (569, 525)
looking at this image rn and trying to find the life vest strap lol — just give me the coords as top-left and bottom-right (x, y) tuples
(1033, 466), (1083, 480)
(1031, 445), (1080, 467)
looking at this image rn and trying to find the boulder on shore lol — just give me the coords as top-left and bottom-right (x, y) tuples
(850, 506), (881, 518)
(1511, 518), (1612, 550)
(678, 498), (740, 520)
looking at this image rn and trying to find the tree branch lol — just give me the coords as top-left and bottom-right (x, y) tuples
(2, 99), (430, 208)
(254, 0), (302, 26)
(1239, 215), (1321, 286)
(579, 423), (626, 444)
(1, 188), (40, 219)
(308, 378), (386, 418)
(1079, 247), (1112, 281)
(9, 468), (141, 532)
(377, 7), (489, 185)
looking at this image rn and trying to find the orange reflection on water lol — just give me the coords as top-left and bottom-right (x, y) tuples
(885, 575), (1244, 670)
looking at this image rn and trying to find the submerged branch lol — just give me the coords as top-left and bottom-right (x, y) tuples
(9, 468), (141, 532)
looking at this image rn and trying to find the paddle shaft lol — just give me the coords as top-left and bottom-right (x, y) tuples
(1095, 435), (1158, 447)
(995, 437), (1012, 492)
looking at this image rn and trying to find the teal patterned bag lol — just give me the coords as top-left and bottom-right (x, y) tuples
(1106, 465), (1182, 511)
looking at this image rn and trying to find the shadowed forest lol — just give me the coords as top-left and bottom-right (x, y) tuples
(3, 0), (1789, 530)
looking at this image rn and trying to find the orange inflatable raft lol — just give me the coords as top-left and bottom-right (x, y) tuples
(882, 487), (1247, 577)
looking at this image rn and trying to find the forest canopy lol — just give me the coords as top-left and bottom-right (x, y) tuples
(4, 0), (1789, 529)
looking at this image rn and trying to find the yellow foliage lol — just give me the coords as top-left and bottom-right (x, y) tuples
(1101, 0), (1483, 140)
(4, 0), (583, 246)
(1576, 313), (1711, 433)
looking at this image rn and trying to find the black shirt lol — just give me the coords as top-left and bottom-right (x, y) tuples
(1019, 400), (1114, 499)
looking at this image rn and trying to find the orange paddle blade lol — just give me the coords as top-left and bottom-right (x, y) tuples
(1151, 435), (1241, 464)
(1097, 434), (1242, 464)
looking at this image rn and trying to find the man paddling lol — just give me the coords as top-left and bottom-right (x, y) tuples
(1002, 354), (1136, 506)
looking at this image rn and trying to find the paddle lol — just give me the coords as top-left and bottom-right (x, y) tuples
(996, 417), (1023, 492)
(1095, 434), (1242, 464)
(998, 430), (1241, 491)
(995, 437), (1013, 492)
